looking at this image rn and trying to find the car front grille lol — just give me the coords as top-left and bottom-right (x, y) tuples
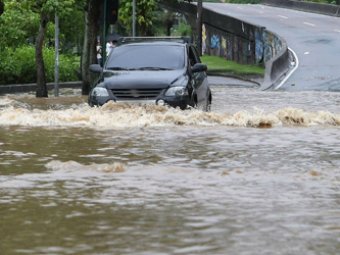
(111, 88), (163, 100)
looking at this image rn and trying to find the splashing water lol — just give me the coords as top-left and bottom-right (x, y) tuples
(0, 99), (339, 129)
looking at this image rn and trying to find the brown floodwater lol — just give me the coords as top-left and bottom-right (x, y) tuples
(0, 80), (339, 254)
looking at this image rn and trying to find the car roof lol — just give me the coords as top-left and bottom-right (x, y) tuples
(117, 37), (192, 46)
(118, 41), (188, 48)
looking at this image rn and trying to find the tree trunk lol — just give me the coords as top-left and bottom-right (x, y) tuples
(81, 0), (100, 95)
(0, 0), (4, 16)
(35, 13), (49, 98)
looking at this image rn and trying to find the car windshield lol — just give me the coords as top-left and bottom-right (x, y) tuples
(106, 44), (185, 70)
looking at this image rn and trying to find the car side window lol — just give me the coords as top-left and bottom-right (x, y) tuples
(188, 46), (199, 67)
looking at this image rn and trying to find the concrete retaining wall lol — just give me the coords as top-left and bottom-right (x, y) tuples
(161, 0), (261, 65)
(262, 34), (291, 90)
(202, 7), (259, 65)
(262, 0), (340, 17)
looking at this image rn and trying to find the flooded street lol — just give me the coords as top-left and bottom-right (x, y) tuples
(0, 79), (339, 255)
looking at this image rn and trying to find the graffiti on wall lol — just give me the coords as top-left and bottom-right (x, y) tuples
(202, 24), (207, 54)
(255, 29), (264, 64)
(262, 30), (283, 62)
(201, 21), (284, 66)
(162, 0), (286, 69)
(202, 23), (256, 65)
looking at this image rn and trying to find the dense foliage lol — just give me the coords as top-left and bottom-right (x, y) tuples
(118, 0), (158, 36)
(0, 0), (4, 15)
(0, 46), (79, 84)
(0, 0), (84, 50)
(0, 0), (84, 87)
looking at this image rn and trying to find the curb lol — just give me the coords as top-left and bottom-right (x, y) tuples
(207, 71), (263, 87)
(0, 81), (82, 95)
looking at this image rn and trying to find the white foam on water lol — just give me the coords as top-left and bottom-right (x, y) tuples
(0, 151), (37, 158)
(0, 101), (339, 129)
(45, 160), (126, 174)
(0, 97), (16, 106)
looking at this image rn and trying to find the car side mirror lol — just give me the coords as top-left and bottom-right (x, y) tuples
(191, 63), (207, 73)
(89, 64), (103, 73)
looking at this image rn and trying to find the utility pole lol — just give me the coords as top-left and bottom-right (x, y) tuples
(132, 0), (136, 36)
(196, 0), (203, 56)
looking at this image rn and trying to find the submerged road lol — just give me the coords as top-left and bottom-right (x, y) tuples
(204, 3), (340, 91)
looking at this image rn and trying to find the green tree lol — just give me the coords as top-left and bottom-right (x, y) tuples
(0, 0), (84, 51)
(0, 0), (79, 97)
(0, 1), (38, 50)
(119, 0), (158, 36)
(58, 0), (85, 54)
(31, 0), (78, 97)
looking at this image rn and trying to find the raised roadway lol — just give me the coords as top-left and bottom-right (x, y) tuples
(204, 3), (340, 91)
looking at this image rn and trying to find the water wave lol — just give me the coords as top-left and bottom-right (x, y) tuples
(44, 160), (337, 184)
(0, 100), (339, 129)
(45, 160), (126, 173)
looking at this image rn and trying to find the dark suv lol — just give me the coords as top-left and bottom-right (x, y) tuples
(88, 37), (212, 111)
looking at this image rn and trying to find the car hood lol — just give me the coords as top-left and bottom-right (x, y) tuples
(103, 69), (187, 89)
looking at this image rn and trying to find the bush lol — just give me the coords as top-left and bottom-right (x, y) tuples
(0, 45), (80, 85)
(171, 21), (192, 36)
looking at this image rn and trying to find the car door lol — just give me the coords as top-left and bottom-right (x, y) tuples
(188, 45), (209, 106)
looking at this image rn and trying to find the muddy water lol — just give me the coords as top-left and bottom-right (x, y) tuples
(0, 82), (339, 255)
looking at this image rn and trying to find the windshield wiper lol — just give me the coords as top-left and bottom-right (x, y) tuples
(107, 67), (134, 71)
(137, 67), (172, 71)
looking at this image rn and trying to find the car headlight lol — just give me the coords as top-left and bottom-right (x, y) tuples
(165, 87), (188, 97)
(91, 87), (109, 97)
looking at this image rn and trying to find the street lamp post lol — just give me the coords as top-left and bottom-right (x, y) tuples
(54, 11), (59, 97)
(132, 0), (136, 36)
(102, 0), (108, 64)
(196, 0), (203, 56)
